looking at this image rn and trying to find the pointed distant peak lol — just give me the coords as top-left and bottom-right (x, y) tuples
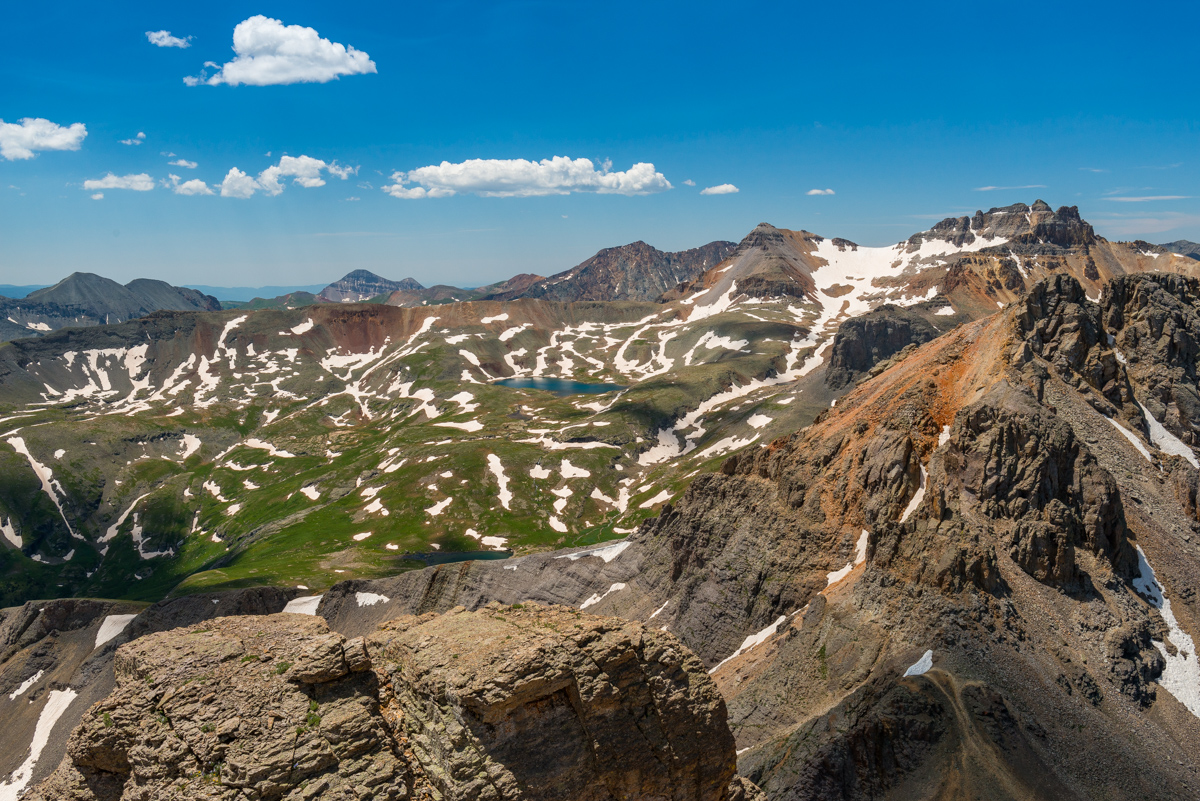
(1031, 199), (1052, 212)
(339, 269), (387, 282)
(319, 271), (424, 302)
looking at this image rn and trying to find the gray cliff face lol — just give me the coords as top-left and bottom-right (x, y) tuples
(824, 304), (945, 390)
(30, 606), (757, 801)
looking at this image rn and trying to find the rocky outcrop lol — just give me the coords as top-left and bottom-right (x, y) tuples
(824, 305), (943, 390)
(371, 603), (755, 801)
(31, 607), (758, 801)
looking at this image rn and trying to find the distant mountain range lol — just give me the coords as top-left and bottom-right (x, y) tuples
(2, 213), (1196, 342)
(0, 273), (219, 342)
(1161, 239), (1200, 260)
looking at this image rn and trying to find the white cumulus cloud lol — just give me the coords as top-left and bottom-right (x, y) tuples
(91, 193), (104, 200)
(82, 173), (154, 191)
(806, 188), (835, 196)
(701, 183), (739, 195)
(683, 179), (696, 186)
(169, 158), (198, 169)
(119, 132), (146, 146)
(218, 155), (354, 198)
(0, 118), (88, 161)
(383, 156), (671, 199)
(165, 174), (213, 195)
(219, 167), (258, 198)
(185, 16), (377, 86)
(147, 30), (192, 48)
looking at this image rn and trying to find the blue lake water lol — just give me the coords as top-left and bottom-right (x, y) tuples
(398, 550), (512, 566)
(492, 377), (626, 396)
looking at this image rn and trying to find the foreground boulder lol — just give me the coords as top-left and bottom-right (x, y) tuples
(30, 605), (759, 801)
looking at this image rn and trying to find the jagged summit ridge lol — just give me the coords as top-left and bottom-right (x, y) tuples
(909, 200), (1096, 251)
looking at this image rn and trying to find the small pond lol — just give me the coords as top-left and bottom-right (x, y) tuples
(492, 377), (626, 396)
(399, 550), (513, 567)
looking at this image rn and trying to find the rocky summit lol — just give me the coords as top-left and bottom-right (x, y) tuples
(26, 606), (755, 801)
(3, 204), (1200, 800)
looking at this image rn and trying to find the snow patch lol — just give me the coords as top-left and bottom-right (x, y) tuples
(425, 497), (452, 516)
(487, 454), (512, 510)
(7, 670), (43, 701)
(94, 614), (137, 649)
(1140, 403), (1199, 469)
(1134, 546), (1200, 718)
(355, 592), (390, 607)
(580, 582), (626, 610)
(899, 466), (927, 523)
(283, 595), (323, 615)
(1, 518), (21, 549)
(560, 458), (590, 479)
(709, 616), (788, 674)
(0, 688), (78, 800)
(638, 489), (673, 509)
(903, 650), (934, 677)
(1106, 418), (1154, 463)
(555, 540), (630, 563)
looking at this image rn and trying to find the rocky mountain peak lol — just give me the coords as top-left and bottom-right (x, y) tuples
(491, 239), (737, 303)
(318, 270), (424, 303)
(910, 200), (1096, 253)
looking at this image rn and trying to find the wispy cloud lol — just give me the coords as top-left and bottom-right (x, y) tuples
(1096, 213), (1200, 236)
(682, 179), (695, 186)
(146, 30), (192, 48)
(91, 193), (103, 200)
(1142, 162), (1184, 170)
(1079, 167), (1107, 173)
(1104, 195), (1191, 202)
(169, 158), (197, 169)
(972, 184), (1046, 192)
(805, 188), (835, 196)
(383, 157), (671, 199)
(82, 173), (154, 191)
(701, 183), (739, 195)
(0, 117), (87, 160)
(185, 16), (376, 86)
(119, 132), (146, 146)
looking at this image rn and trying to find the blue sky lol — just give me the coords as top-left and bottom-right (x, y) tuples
(2, 0), (1198, 289)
